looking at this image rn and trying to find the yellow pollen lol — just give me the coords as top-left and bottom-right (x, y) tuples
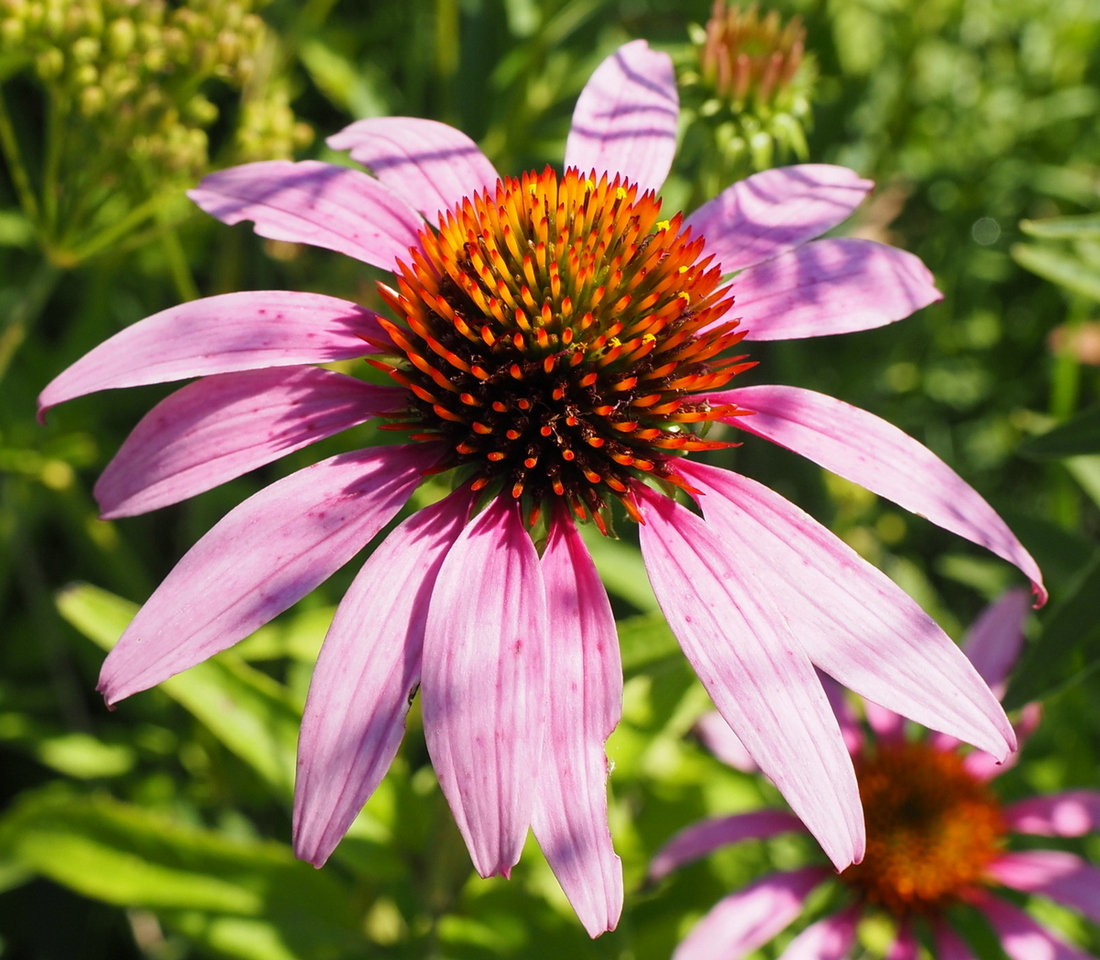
(615, 186), (627, 200)
(840, 740), (1005, 916)
(677, 291), (691, 304)
(656, 219), (671, 231)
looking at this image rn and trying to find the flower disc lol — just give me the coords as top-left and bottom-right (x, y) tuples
(373, 167), (750, 528)
(840, 740), (1005, 914)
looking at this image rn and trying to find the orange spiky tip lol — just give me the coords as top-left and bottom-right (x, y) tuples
(701, 0), (806, 105)
(840, 740), (1005, 916)
(376, 166), (748, 528)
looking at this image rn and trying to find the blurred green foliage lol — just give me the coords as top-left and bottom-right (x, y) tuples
(1, 0), (1099, 957)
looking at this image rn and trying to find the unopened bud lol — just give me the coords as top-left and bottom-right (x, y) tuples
(79, 84), (105, 115)
(72, 35), (100, 63)
(106, 16), (134, 57)
(1, 17), (25, 45)
(34, 46), (64, 79)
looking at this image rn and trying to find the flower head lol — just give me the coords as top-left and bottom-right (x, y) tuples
(652, 590), (1098, 960)
(39, 40), (1045, 937)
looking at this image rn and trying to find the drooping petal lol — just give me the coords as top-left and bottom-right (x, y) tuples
(711, 385), (1047, 604)
(694, 711), (758, 772)
(962, 587), (1031, 695)
(724, 239), (941, 341)
(672, 867), (829, 960)
(98, 443), (435, 704)
(531, 509), (623, 937)
(327, 117), (499, 221)
(635, 486), (864, 870)
(188, 160), (423, 269)
(775, 906), (860, 960)
(684, 165), (872, 274)
(294, 487), (474, 867)
(934, 923), (978, 960)
(96, 368), (406, 518)
(1004, 790), (1100, 836)
(976, 893), (1093, 960)
(988, 850), (1100, 925)
(563, 40), (678, 195)
(38, 291), (384, 420)
(680, 461), (1014, 759)
(649, 810), (806, 882)
(421, 496), (548, 879)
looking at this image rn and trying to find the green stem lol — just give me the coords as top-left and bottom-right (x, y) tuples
(158, 215), (200, 302)
(41, 87), (67, 234)
(0, 85), (41, 225)
(1050, 294), (1089, 420)
(0, 259), (61, 385)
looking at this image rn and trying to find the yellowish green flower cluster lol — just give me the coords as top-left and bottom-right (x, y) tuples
(677, 0), (816, 202)
(0, 0), (311, 266)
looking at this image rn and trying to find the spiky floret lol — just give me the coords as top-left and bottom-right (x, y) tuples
(840, 741), (1006, 915)
(371, 166), (752, 530)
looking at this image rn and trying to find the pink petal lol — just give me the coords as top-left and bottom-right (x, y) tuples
(934, 923), (978, 960)
(864, 701), (906, 743)
(96, 368), (406, 518)
(685, 165), (873, 274)
(564, 40), (678, 194)
(988, 850), (1100, 924)
(976, 893), (1093, 960)
(327, 117), (499, 221)
(672, 867), (829, 960)
(1004, 790), (1100, 836)
(962, 588), (1031, 695)
(38, 290), (384, 420)
(98, 443), (435, 704)
(724, 239), (941, 341)
(961, 702), (1041, 780)
(649, 810), (806, 882)
(712, 385), (1047, 605)
(818, 673), (864, 756)
(293, 487), (474, 866)
(421, 497), (548, 879)
(187, 160), (423, 269)
(694, 711), (759, 772)
(680, 461), (1014, 760)
(635, 486), (864, 870)
(776, 907), (860, 960)
(531, 509), (623, 937)
(886, 925), (918, 960)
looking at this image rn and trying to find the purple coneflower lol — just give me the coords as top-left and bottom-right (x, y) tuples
(40, 41), (1044, 936)
(652, 589), (1096, 960)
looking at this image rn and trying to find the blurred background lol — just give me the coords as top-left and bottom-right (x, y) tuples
(1, 0), (1099, 957)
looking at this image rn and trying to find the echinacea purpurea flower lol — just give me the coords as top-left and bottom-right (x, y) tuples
(39, 40), (1045, 937)
(652, 590), (1098, 960)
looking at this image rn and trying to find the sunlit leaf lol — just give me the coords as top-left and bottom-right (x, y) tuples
(0, 786), (359, 960)
(1018, 405), (1100, 459)
(57, 583), (300, 795)
(1011, 243), (1100, 301)
(1020, 214), (1100, 240)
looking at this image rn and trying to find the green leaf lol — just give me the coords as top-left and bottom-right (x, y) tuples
(57, 584), (300, 796)
(618, 612), (679, 674)
(1011, 242), (1100, 301)
(1020, 214), (1100, 240)
(1003, 551), (1100, 709)
(299, 39), (388, 119)
(0, 786), (359, 960)
(1018, 405), (1100, 459)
